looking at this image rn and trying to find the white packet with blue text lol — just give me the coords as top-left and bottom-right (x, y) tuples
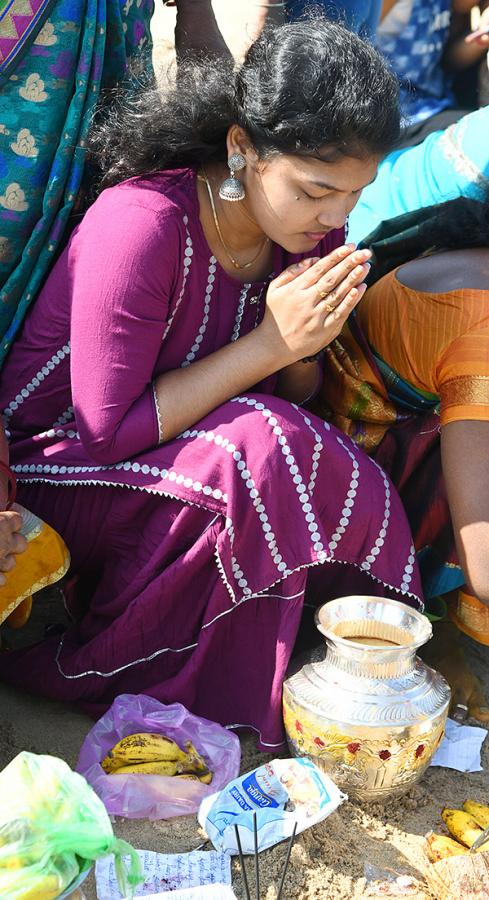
(198, 758), (347, 855)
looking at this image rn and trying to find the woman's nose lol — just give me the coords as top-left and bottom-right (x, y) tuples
(317, 202), (349, 231)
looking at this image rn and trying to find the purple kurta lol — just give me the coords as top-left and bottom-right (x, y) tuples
(0, 169), (422, 748)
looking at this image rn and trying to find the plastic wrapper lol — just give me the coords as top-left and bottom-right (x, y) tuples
(77, 694), (241, 820)
(363, 862), (427, 897)
(0, 751), (142, 900)
(198, 757), (346, 854)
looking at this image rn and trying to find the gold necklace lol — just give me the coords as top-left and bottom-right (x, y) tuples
(199, 170), (269, 271)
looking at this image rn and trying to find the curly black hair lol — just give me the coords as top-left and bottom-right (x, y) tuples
(91, 16), (401, 189)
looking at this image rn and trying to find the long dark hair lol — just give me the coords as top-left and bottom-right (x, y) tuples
(364, 193), (489, 285)
(90, 17), (401, 189)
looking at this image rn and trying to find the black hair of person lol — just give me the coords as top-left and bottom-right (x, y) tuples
(363, 193), (489, 286)
(90, 16), (401, 190)
(427, 192), (489, 251)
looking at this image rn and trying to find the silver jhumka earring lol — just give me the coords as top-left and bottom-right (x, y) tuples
(219, 153), (246, 201)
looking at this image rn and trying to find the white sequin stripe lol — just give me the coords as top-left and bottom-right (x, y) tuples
(293, 405), (326, 497)
(213, 512), (244, 604)
(162, 215), (193, 341)
(37, 405), (77, 441)
(401, 544), (416, 593)
(3, 343), (71, 422)
(327, 432), (360, 557)
(12, 460), (227, 504)
(181, 256), (217, 367)
(178, 429), (274, 603)
(230, 283), (251, 342)
(52, 406), (74, 428)
(36, 426), (79, 441)
(178, 424), (281, 592)
(152, 383), (164, 443)
(361, 460), (391, 573)
(231, 396), (326, 562)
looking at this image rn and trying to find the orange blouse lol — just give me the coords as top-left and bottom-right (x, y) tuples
(357, 267), (489, 426)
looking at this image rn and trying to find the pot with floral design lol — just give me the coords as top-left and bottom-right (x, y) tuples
(283, 596), (450, 802)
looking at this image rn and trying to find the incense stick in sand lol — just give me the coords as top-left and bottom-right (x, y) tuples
(253, 811), (260, 900)
(276, 822), (298, 900)
(234, 824), (251, 900)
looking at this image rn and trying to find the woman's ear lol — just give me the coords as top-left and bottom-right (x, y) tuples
(226, 124), (257, 163)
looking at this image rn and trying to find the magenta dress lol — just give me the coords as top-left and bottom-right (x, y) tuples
(0, 169), (422, 749)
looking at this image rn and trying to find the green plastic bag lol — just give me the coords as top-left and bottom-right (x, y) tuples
(0, 751), (142, 900)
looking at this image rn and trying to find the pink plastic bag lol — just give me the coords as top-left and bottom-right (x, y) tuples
(76, 694), (241, 820)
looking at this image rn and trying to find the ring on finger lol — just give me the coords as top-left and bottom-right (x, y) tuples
(318, 289), (337, 313)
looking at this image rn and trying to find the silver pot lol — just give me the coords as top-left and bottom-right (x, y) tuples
(283, 596), (450, 803)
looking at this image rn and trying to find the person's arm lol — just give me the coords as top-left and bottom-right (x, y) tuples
(153, 248), (371, 440)
(69, 189), (182, 464)
(441, 420), (489, 604)
(174, 0), (285, 63)
(444, 4), (489, 69)
(70, 185), (369, 458)
(174, 0), (232, 60)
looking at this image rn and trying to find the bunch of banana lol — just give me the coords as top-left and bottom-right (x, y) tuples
(101, 733), (213, 783)
(426, 799), (489, 861)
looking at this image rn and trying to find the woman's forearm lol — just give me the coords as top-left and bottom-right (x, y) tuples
(441, 420), (489, 604)
(154, 327), (289, 441)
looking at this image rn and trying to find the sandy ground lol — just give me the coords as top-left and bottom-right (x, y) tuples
(2, 585), (489, 900)
(1, 5), (488, 899)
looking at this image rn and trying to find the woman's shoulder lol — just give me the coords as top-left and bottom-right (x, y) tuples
(81, 167), (199, 235)
(395, 249), (489, 295)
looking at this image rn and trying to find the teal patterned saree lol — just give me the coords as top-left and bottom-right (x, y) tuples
(0, 0), (154, 363)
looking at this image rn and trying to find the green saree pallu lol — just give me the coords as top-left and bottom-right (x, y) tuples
(0, 0), (154, 364)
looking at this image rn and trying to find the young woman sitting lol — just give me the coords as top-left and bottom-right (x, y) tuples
(0, 19), (422, 748)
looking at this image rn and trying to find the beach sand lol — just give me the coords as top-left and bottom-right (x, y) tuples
(1, 583), (488, 899)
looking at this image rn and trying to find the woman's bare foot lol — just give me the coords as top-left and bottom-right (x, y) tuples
(420, 621), (489, 724)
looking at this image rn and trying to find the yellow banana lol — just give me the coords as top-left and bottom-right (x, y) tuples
(179, 741), (208, 774)
(109, 759), (179, 776)
(441, 808), (489, 851)
(176, 774), (201, 781)
(0, 873), (61, 899)
(426, 833), (468, 862)
(199, 771), (213, 785)
(102, 732), (188, 772)
(463, 800), (489, 830)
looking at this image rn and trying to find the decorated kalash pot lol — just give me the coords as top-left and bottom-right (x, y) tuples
(283, 596), (451, 803)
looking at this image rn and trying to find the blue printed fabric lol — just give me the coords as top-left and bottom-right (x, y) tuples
(376, 0), (454, 125)
(0, 0), (154, 366)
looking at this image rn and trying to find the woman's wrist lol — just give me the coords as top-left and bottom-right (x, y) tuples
(250, 322), (295, 371)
